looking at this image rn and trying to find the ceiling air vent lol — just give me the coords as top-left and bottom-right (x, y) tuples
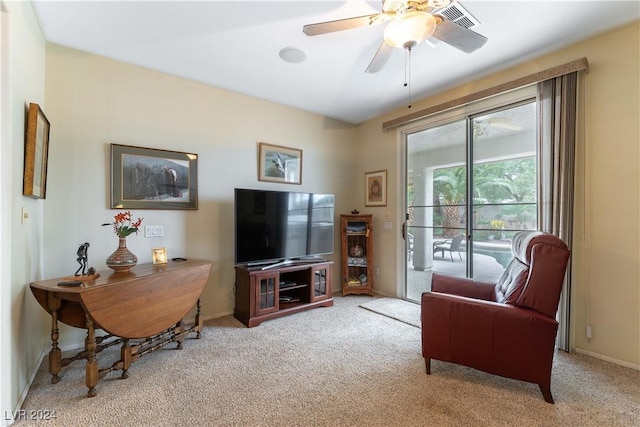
(426, 1), (481, 47)
(437, 2), (480, 29)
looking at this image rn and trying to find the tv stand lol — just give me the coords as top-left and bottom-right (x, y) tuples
(234, 261), (333, 327)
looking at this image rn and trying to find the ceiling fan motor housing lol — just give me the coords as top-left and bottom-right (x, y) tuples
(384, 10), (438, 48)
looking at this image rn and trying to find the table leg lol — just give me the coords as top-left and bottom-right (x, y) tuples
(175, 321), (185, 349)
(195, 298), (203, 339)
(48, 308), (61, 384)
(120, 339), (131, 379)
(85, 315), (98, 398)
(45, 293), (63, 384)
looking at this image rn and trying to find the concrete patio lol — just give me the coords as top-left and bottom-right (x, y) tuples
(405, 252), (507, 302)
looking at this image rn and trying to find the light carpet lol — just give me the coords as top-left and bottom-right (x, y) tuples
(359, 297), (421, 328)
(14, 296), (640, 426)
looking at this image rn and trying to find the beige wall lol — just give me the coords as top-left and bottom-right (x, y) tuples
(41, 44), (358, 348)
(357, 21), (640, 368)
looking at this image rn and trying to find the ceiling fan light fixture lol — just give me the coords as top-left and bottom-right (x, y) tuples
(384, 11), (437, 48)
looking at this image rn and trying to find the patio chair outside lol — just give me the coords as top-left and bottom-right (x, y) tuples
(433, 234), (464, 262)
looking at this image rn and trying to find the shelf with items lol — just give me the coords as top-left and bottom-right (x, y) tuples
(278, 281), (308, 306)
(340, 214), (373, 296)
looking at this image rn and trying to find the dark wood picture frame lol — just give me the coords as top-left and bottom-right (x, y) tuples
(23, 103), (50, 199)
(258, 142), (302, 185)
(110, 143), (198, 210)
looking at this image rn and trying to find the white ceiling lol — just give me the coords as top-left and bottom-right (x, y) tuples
(31, 0), (640, 125)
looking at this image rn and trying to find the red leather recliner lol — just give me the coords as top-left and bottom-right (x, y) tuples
(421, 231), (570, 403)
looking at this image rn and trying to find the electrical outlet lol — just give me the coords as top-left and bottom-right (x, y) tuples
(586, 324), (593, 339)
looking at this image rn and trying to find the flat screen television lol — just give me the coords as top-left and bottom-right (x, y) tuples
(234, 188), (335, 268)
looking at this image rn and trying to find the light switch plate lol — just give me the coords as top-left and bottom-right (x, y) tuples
(145, 225), (164, 237)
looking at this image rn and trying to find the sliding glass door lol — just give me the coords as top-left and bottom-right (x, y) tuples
(405, 119), (467, 297)
(405, 100), (537, 301)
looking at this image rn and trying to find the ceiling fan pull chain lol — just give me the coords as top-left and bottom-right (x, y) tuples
(405, 44), (413, 109)
(403, 49), (408, 88)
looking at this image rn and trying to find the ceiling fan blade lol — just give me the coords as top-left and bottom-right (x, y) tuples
(432, 16), (488, 53)
(303, 14), (384, 36)
(365, 42), (393, 74)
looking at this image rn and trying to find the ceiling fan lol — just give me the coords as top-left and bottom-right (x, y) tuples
(303, 0), (488, 73)
(474, 118), (523, 137)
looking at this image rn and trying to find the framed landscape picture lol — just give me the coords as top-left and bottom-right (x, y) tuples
(110, 144), (198, 210)
(23, 103), (50, 199)
(365, 169), (387, 207)
(258, 142), (302, 184)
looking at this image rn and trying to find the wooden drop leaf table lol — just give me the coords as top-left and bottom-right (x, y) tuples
(30, 259), (212, 397)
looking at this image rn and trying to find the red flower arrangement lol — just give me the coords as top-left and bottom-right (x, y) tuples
(102, 211), (144, 238)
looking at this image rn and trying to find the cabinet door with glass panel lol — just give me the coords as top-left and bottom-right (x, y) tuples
(253, 271), (279, 316)
(310, 263), (332, 302)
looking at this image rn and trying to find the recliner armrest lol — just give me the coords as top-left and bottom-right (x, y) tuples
(431, 273), (496, 301)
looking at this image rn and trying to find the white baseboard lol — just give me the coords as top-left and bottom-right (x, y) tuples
(7, 349), (47, 425)
(372, 290), (395, 298)
(574, 347), (640, 371)
(199, 311), (234, 323)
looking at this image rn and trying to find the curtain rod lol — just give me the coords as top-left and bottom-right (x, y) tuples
(382, 57), (589, 131)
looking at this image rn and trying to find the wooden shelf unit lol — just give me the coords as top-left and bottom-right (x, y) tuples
(234, 261), (333, 327)
(341, 214), (373, 296)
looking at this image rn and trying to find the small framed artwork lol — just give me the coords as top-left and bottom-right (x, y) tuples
(23, 103), (51, 199)
(110, 144), (198, 210)
(365, 169), (387, 207)
(258, 142), (302, 185)
(152, 247), (168, 264)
